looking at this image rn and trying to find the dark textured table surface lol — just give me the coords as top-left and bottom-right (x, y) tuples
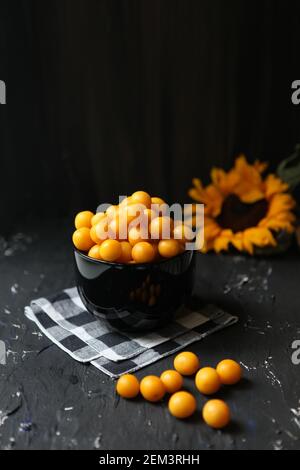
(0, 220), (300, 450)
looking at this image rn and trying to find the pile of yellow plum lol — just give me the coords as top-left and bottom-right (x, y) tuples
(116, 352), (243, 429)
(72, 191), (193, 264)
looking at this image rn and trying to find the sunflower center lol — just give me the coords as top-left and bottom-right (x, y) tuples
(216, 194), (268, 233)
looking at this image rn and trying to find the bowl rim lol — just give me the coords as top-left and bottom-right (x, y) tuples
(74, 248), (194, 269)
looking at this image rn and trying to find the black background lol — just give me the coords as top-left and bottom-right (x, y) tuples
(0, 0), (300, 224)
(1, 1), (300, 451)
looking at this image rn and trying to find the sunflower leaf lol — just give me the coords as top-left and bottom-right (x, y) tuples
(277, 144), (300, 190)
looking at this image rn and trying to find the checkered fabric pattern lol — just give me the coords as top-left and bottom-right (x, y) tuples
(25, 287), (238, 378)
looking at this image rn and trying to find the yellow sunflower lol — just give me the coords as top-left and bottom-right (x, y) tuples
(188, 155), (296, 255)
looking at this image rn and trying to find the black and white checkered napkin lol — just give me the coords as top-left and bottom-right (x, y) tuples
(25, 287), (238, 378)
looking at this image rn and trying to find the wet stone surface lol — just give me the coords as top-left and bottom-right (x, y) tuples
(0, 220), (300, 449)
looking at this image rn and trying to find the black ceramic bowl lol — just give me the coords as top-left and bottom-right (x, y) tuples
(74, 249), (195, 332)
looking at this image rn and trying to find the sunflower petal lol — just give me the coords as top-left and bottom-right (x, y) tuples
(238, 187), (265, 203)
(233, 155), (264, 202)
(213, 236), (231, 253)
(274, 211), (296, 223)
(211, 167), (241, 196)
(254, 160), (268, 174)
(204, 221), (221, 240)
(211, 168), (226, 188)
(261, 211), (296, 226)
(189, 179), (224, 217)
(242, 237), (254, 255)
(267, 194), (296, 218)
(200, 239), (215, 254)
(264, 174), (289, 199)
(205, 185), (224, 217)
(220, 229), (234, 237)
(243, 227), (277, 249)
(259, 217), (295, 233)
(192, 178), (203, 190)
(188, 188), (205, 203)
(231, 232), (244, 252)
